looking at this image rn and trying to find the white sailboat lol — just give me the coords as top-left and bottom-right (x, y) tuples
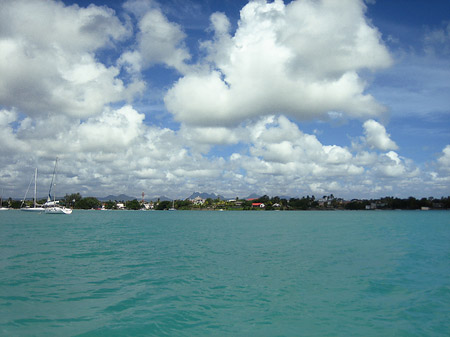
(20, 168), (45, 212)
(45, 158), (72, 215)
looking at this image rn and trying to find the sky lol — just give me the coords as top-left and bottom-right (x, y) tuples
(1, 0), (449, 200)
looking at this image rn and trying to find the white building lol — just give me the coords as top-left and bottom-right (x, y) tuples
(191, 196), (205, 205)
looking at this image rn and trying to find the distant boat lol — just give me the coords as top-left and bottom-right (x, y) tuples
(168, 199), (176, 211)
(21, 168), (45, 212)
(44, 158), (72, 215)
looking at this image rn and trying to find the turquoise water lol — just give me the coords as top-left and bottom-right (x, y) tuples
(1, 210), (449, 336)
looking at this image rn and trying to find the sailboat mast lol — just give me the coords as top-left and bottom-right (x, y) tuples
(34, 168), (37, 208)
(54, 158), (58, 203)
(21, 174), (33, 208)
(48, 158), (58, 202)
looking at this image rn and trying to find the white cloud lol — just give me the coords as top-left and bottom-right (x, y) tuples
(323, 146), (353, 165)
(210, 12), (231, 36)
(224, 116), (367, 196)
(0, 0), (139, 119)
(0, 103), (228, 198)
(377, 151), (405, 177)
(123, 0), (159, 18)
(75, 105), (145, 152)
(165, 0), (392, 126)
(120, 0), (191, 74)
(136, 9), (191, 71)
(281, 0), (391, 77)
(0, 109), (27, 155)
(0, 103), (439, 199)
(0, 108), (17, 126)
(363, 119), (398, 151)
(424, 21), (450, 56)
(429, 146), (450, 189)
(354, 151), (378, 166)
(437, 145), (450, 172)
(248, 116), (357, 171)
(372, 151), (419, 179)
(178, 125), (241, 153)
(0, 0), (130, 52)
(0, 0), (448, 201)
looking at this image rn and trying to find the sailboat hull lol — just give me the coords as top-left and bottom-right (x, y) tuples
(21, 207), (45, 212)
(45, 207), (73, 215)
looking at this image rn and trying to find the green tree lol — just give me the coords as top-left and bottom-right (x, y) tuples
(105, 200), (116, 209)
(176, 199), (192, 210)
(344, 200), (368, 210)
(37, 198), (47, 206)
(77, 197), (101, 209)
(441, 196), (450, 209)
(10, 199), (22, 209)
(64, 193), (82, 208)
(156, 200), (172, 210)
(256, 195), (270, 203)
(242, 200), (252, 210)
(289, 198), (309, 210)
(126, 199), (141, 210)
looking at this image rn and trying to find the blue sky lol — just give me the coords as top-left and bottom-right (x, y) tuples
(0, 0), (449, 200)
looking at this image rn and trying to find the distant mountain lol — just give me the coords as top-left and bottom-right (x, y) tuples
(98, 194), (136, 201)
(277, 195), (293, 200)
(126, 195), (172, 202)
(96, 192), (293, 203)
(245, 193), (261, 200)
(150, 195), (171, 202)
(244, 194), (293, 200)
(187, 192), (226, 200)
(186, 192), (293, 201)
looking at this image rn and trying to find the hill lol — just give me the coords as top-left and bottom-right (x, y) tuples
(188, 192), (226, 200)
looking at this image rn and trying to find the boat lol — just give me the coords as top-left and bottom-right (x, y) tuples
(44, 158), (72, 215)
(20, 168), (45, 212)
(45, 206), (72, 214)
(168, 199), (176, 211)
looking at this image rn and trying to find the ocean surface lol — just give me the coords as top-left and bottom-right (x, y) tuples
(0, 210), (449, 336)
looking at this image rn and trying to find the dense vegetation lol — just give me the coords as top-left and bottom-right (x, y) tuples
(4, 193), (450, 211)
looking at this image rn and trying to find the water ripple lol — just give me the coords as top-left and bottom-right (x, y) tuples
(1, 210), (449, 336)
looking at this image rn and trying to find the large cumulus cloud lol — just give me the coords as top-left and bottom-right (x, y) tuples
(222, 115), (419, 197)
(165, 0), (392, 126)
(0, 105), (225, 198)
(0, 0), (140, 119)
